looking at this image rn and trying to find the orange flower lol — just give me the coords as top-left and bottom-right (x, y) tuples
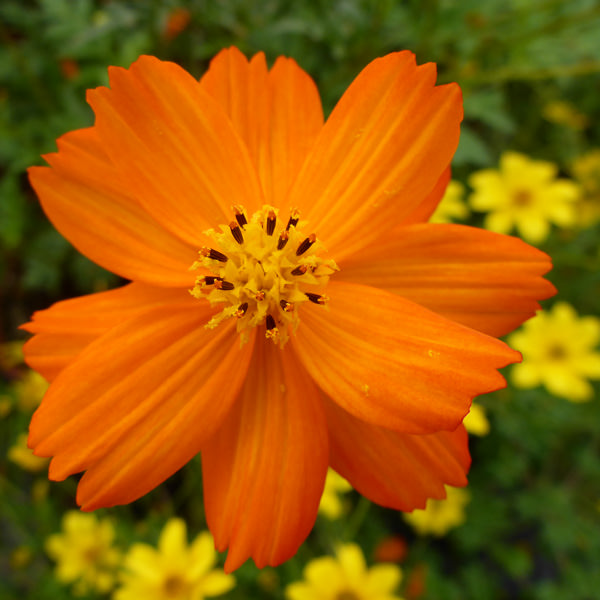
(24, 48), (555, 571)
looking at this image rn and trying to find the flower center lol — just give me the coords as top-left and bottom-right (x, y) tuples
(190, 205), (338, 346)
(162, 573), (189, 598)
(335, 591), (362, 600)
(546, 343), (567, 361)
(512, 189), (533, 207)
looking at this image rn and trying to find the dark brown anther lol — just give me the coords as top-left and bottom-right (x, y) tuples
(286, 210), (300, 230)
(214, 280), (234, 291)
(233, 205), (247, 228)
(305, 292), (328, 305)
(266, 210), (276, 236)
(235, 302), (249, 318)
(291, 265), (308, 276)
(280, 299), (294, 312)
(296, 233), (316, 256)
(229, 221), (244, 244)
(202, 276), (221, 285)
(277, 230), (289, 250)
(201, 247), (228, 262)
(266, 314), (276, 330)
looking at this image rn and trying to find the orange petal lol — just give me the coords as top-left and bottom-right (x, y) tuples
(293, 281), (519, 434)
(324, 397), (469, 510)
(201, 341), (328, 571)
(87, 55), (264, 245)
(21, 283), (190, 381)
(28, 302), (254, 510)
(339, 223), (556, 337)
(287, 51), (462, 261)
(200, 47), (324, 206)
(400, 167), (451, 225)
(29, 127), (197, 285)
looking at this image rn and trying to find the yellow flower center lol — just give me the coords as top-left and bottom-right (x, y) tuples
(162, 573), (190, 598)
(335, 591), (362, 600)
(190, 205), (338, 346)
(512, 189), (533, 207)
(546, 343), (567, 361)
(82, 544), (102, 564)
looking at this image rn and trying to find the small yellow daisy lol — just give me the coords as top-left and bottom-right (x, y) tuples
(114, 518), (234, 600)
(571, 149), (600, 226)
(8, 432), (49, 472)
(509, 302), (600, 402)
(430, 180), (470, 223)
(468, 151), (580, 243)
(46, 511), (121, 595)
(286, 543), (403, 600)
(318, 469), (353, 519)
(403, 485), (470, 537)
(463, 402), (490, 437)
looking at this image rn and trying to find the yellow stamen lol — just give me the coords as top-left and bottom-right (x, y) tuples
(190, 205), (338, 346)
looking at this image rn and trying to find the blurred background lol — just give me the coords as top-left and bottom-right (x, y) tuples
(1, 1), (599, 599)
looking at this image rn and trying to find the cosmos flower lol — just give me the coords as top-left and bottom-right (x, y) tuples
(114, 519), (234, 600)
(509, 302), (600, 402)
(468, 151), (581, 243)
(24, 47), (554, 570)
(286, 543), (403, 600)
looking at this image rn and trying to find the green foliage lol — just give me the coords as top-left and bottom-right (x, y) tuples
(1, 1), (599, 599)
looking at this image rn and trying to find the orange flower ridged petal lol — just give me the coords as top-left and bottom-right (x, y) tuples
(29, 302), (255, 510)
(22, 283), (188, 381)
(324, 398), (469, 510)
(202, 342), (328, 572)
(28, 127), (197, 286)
(400, 167), (451, 226)
(200, 47), (323, 205)
(340, 224), (556, 337)
(287, 51), (462, 261)
(293, 281), (519, 434)
(87, 55), (264, 246)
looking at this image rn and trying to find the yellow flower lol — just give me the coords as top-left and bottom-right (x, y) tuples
(8, 433), (49, 472)
(319, 469), (353, 519)
(463, 402), (490, 436)
(114, 518), (235, 600)
(542, 100), (589, 130)
(0, 340), (24, 369)
(429, 180), (469, 223)
(14, 370), (48, 412)
(46, 511), (121, 595)
(571, 149), (600, 226)
(468, 151), (581, 243)
(286, 543), (403, 600)
(572, 149), (600, 196)
(509, 302), (600, 402)
(403, 485), (470, 536)
(0, 396), (11, 418)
